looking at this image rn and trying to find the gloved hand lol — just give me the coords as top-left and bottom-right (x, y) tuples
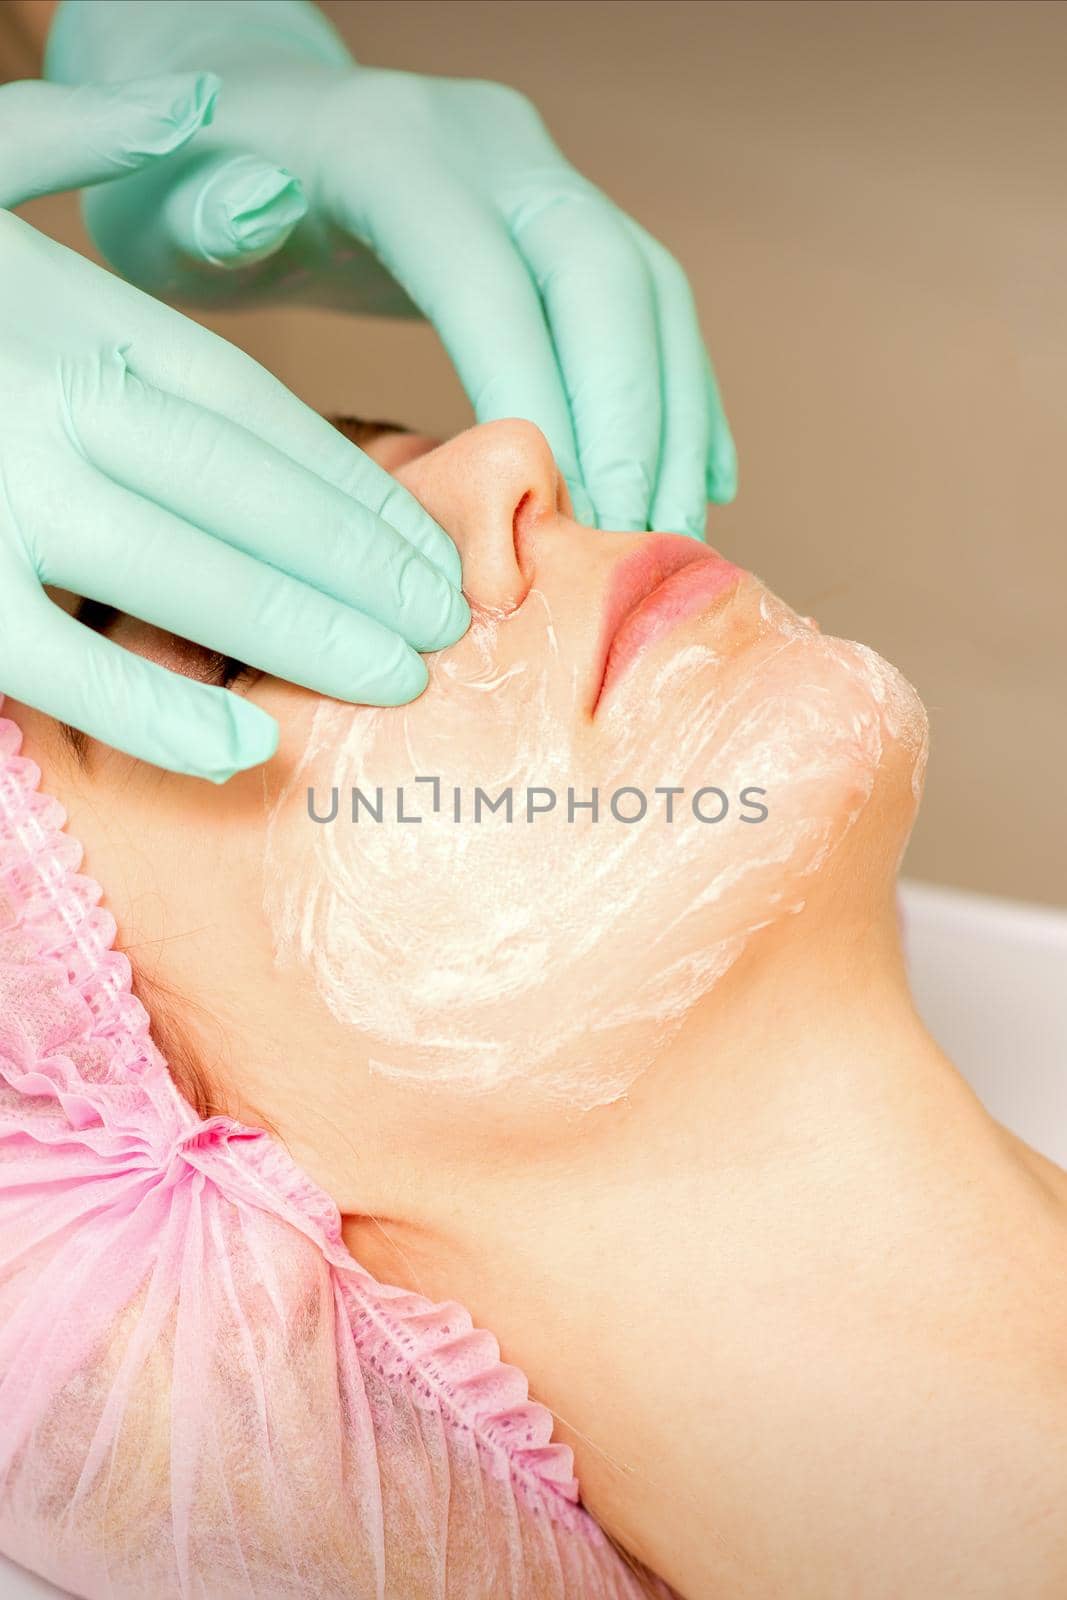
(0, 74), (468, 783)
(46, 0), (737, 539)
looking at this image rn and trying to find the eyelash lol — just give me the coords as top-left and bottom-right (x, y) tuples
(75, 600), (255, 692)
(218, 655), (257, 691)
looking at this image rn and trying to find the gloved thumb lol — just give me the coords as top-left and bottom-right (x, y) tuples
(0, 73), (219, 209)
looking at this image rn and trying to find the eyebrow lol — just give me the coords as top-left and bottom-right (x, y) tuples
(56, 416), (411, 772)
(329, 415), (409, 449)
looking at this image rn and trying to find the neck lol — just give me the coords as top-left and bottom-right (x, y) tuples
(342, 899), (1067, 1597)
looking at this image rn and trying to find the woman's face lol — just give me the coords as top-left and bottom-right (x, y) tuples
(10, 420), (928, 1158)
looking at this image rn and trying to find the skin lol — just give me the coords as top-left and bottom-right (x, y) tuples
(8, 419), (1067, 1599)
(5, 0), (56, 52)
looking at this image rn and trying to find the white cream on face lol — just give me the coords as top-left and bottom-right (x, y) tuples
(262, 580), (928, 1110)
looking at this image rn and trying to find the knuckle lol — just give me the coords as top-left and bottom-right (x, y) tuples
(59, 345), (133, 451)
(649, 239), (693, 301)
(248, 574), (295, 637)
(468, 78), (539, 127)
(390, 540), (428, 617)
(352, 70), (441, 147)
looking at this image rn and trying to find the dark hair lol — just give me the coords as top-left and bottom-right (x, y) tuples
(127, 961), (224, 1122)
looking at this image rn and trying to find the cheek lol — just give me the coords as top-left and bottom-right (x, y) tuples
(260, 603), (927, 1112)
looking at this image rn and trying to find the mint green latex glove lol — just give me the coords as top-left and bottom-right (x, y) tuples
(46, 0), (737, 538)
(0, 74), (468, 784)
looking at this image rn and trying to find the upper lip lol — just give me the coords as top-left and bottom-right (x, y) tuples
(593, 534), (739, 710)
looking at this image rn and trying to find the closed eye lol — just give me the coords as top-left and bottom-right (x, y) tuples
(74, 597), (256, 691)
(57, 414), (415, 769)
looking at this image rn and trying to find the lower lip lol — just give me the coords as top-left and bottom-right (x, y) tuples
(596, 547), (742, 707)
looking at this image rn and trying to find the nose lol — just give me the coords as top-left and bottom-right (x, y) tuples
(394, 420), (571, 612)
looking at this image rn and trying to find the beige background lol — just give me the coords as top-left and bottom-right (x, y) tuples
(4, 0), (1065, 904)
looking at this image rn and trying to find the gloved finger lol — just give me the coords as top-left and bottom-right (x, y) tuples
(83, 154), (425, 317)
(40, 219), (466, 586)
(0, 74), (219, 209)
(86, 147), (307, 278)
(65, 356), (469, 652)
(625, 222), (710, 540)
(625, 218), (737, 516)
(0, 576), (279, 783)
(44, 471), (432, 705)
(332, 173), (595, 525)
(2, 206), (457, 585)
(704, 351), (737, 505)
(514, 189), (662, 533)
(147, 149), (306, 269)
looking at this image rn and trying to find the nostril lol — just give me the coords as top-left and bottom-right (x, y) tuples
(511, 490), (541, 587)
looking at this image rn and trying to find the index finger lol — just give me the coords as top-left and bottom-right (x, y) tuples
(45, 221), (465, 587)
(333, 172), (598, 527)
(0, 75), (218, 208)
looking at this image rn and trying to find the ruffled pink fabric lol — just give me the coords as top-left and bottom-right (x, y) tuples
(0, 700), (667, 1600)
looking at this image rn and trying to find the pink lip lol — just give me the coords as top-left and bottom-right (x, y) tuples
(594, 534), (741, 709)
